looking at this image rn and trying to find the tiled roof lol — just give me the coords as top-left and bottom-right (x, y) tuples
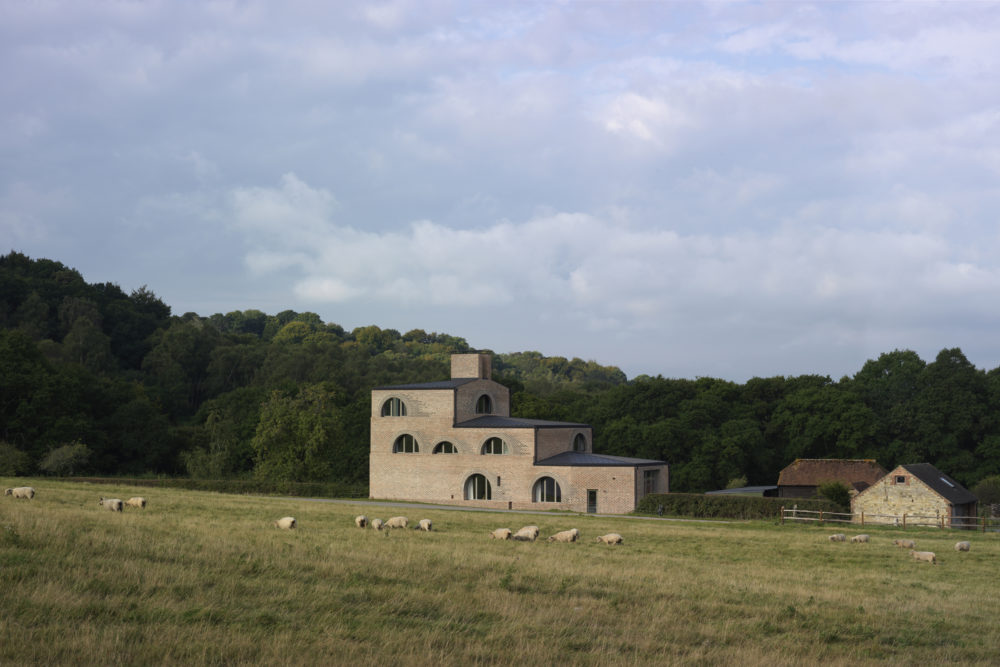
(901, 463), (978, 505)
(455, 416), (590, 429)
(535, 451), (665, 467)
(777, 459), (887, 487)
(374, 378), (478, 390)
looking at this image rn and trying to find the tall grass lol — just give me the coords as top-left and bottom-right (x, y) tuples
(2, 477), (999, 665)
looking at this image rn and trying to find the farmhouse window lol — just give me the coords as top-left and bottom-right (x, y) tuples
(381, 397), (407, 417)
(481, 437), (508, 455)
(475, 394), (493, 414)
(532, 477), (562, 503)
(433, 441), (456, 454)
(393, 434), (419, 453)
(464, 474), (492, 500)
(643, 469), (658, 495)
(573, 433), (587, 452)
(895, 475), (906, 484)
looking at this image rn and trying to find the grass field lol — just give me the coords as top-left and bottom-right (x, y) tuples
(2, 478), (999, 665)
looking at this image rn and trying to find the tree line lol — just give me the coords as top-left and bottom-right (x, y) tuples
(2, 251), (998, 492)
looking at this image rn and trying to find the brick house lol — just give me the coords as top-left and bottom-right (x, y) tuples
(851, 463), (979, 527)
(775, 459), (887, 499)
(369, 353), (668, 514)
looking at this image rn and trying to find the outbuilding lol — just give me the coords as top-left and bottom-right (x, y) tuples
(851, 463), (978, 528)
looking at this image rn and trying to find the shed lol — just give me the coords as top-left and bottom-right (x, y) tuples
(852, 463), (979, 529)
(775, 459), (887, 499)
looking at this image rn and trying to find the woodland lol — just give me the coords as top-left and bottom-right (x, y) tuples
(2, 251), (999, 492)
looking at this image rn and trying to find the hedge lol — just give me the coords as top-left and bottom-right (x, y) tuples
(67, 477), (368, 499)
(636, 493), (842, 520)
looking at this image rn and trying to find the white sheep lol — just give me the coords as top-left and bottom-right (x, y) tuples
(595, 533), (623, 545)
(893, 539), (916, 549)
(512, 525), (539, 542)
(828, 533), (846, 542)
(274, 516), (296, 530)
(547, 528), (579, 543)
(416, 518), (432, 532)
(850, 534), (870, 543)
(370, 518), (384, 531)
(385, 516), (408, 529)
(354, 515), (367, 528)
(98, 497), (123, 512)
(955, 541), (971, 552)
(124, 497), (147, 509)
(490, 528), (512, 540)
(5, 487), (35, 499)
(910, 550), (936, 564)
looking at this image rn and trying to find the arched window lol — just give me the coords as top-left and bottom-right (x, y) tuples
(381, 397), (407, 417)
(464, 474), (492, 500)
(481, 437), (508, 455)
(573, 433), (587, 452)
(433, 441), (457, 454)
(392, 434), (418, 453)
(533, 477), (562, 503)
(475, 394), (493, 414)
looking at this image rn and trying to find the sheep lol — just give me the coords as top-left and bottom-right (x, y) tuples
(124, 497), (147, 509)
(416, 518), (432, 532)
(850, 534), (870, 544)
(547, 528), (579, 543)
(512, 525), (540, 542)
(354, 515), (367, 528)
(370, 518), (384, 531)
(98, 498), (123, 512)
(910, 550), (936, 564)
(5, 487), (35, 499)
(385, 516), (408, 529)
(893, 539), (916, 549)
(828, 533), (846, 542)
(955, 541), (971, 552)
(274, 516), (296, 530)
(490, 528), (512, 540)
(595, 533), (624, 545)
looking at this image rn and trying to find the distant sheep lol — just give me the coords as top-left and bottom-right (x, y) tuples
(5, 487), (35, 499)
(385, 516), (408, 529)
(512, 525), (539, 542)
(371, 518), (384, 531)
(910, 550), (936, 564)
(828, 533), (846, 542)
(893, 539), (916, 549)
(547, 528), (579, 543)
(850, 534), (869, 543)
(124, 497), (147, 509)
(355, 515), (367, 528)
(98, 498), (123, 512)
(490, 528), (512, 540)
(595, 533), (623, 545)
(955, 541), (971, 552)
(274, 516), (296, 530)
(416, 518), (432, 532)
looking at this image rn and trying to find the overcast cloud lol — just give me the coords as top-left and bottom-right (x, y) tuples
(3, 1), (1000, 381)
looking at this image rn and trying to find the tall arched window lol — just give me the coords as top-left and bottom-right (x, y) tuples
(392, 434), (419, 453)
(533, 477), (562, 503)
(464, 474), (492, 500)
(381, 397), (407, 417)
(573, 433), (587, 452)
(475, 394), (493, 414)
(481, 437), (508, 455)
(433, 442), (457, 454)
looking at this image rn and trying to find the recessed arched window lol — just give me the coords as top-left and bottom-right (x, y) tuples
(393, 434), (419, 453)
(573, 433), (587, 452)
(464, 474), (492, 500)
(433, 441), (457, 454)
(481, 437), (508, 455)
(533, 477), (561, 503)
(381, 397), (407, 417)
(475, 394), (493, 414)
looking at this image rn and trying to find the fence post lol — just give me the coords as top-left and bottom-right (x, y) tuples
(780, 506), (784, 525)
(861, 511), (865, 527)
(902, 513), (906, 529)
(819, 510), (823, 525)
(983, 515), (987, 533)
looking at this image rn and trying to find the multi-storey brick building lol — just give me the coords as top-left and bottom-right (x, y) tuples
(369, 353), (668, 514)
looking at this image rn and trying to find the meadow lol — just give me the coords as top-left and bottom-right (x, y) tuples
(2, 478), (999, 666)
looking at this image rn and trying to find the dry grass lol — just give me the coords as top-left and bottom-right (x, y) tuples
(2, 478), (999, 665)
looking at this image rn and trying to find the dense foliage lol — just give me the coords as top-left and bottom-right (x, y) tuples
(637, 493), (841, 520)
(3, 251), (999, 492)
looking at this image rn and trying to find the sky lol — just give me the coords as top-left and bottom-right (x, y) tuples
(3, 1), (1000, 382)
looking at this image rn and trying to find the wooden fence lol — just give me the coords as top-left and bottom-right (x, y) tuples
(780, 507), (998, 531)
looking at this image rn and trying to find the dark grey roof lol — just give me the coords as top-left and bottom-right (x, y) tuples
(374, 379), (478, 390)
(901, 463), (978, 505)
(455, 416), (590, 429)
(535, 451), (665, 467)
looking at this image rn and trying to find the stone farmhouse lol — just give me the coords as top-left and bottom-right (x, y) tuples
(852, 463), (979, 528)
(774, 458), (887, 499)
(369, 353), (668, 514)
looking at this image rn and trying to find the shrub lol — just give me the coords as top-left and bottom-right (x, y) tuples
(0, 442), (32, 476)
(38, 442), (92, 476)
(636, 493), (841, 520)
(972, 475), (1000, 516)
(816, 481), (852, 511)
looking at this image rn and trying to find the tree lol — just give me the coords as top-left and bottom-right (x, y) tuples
(38, 441), (92, 476)
(816, 481), (851, 511)
(252, 384), (345, 482)
(0, 441), (31, 475)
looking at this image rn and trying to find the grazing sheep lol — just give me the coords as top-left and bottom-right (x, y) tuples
(595, 533), (624, 545)
(850, 534), (870, 543)
(955, 541), (971, 552)
(354, 515), (367, 528)
(416, 518), (432, 532)
(370, 518), (384, 531)
(893, 539), (916, 549)
(490, 528), (512, 540)
(98, 498), (123, 512)
(512, 525), (540, 542)
(274, 516), (296, 530)
(910, 550), (936, 564)
(547, 528), (579, 543)
(124, 497), (147, 509)
(385, 516), (408, 529)
(5, 487), (35, 499)
(828, 533), (846, 542)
